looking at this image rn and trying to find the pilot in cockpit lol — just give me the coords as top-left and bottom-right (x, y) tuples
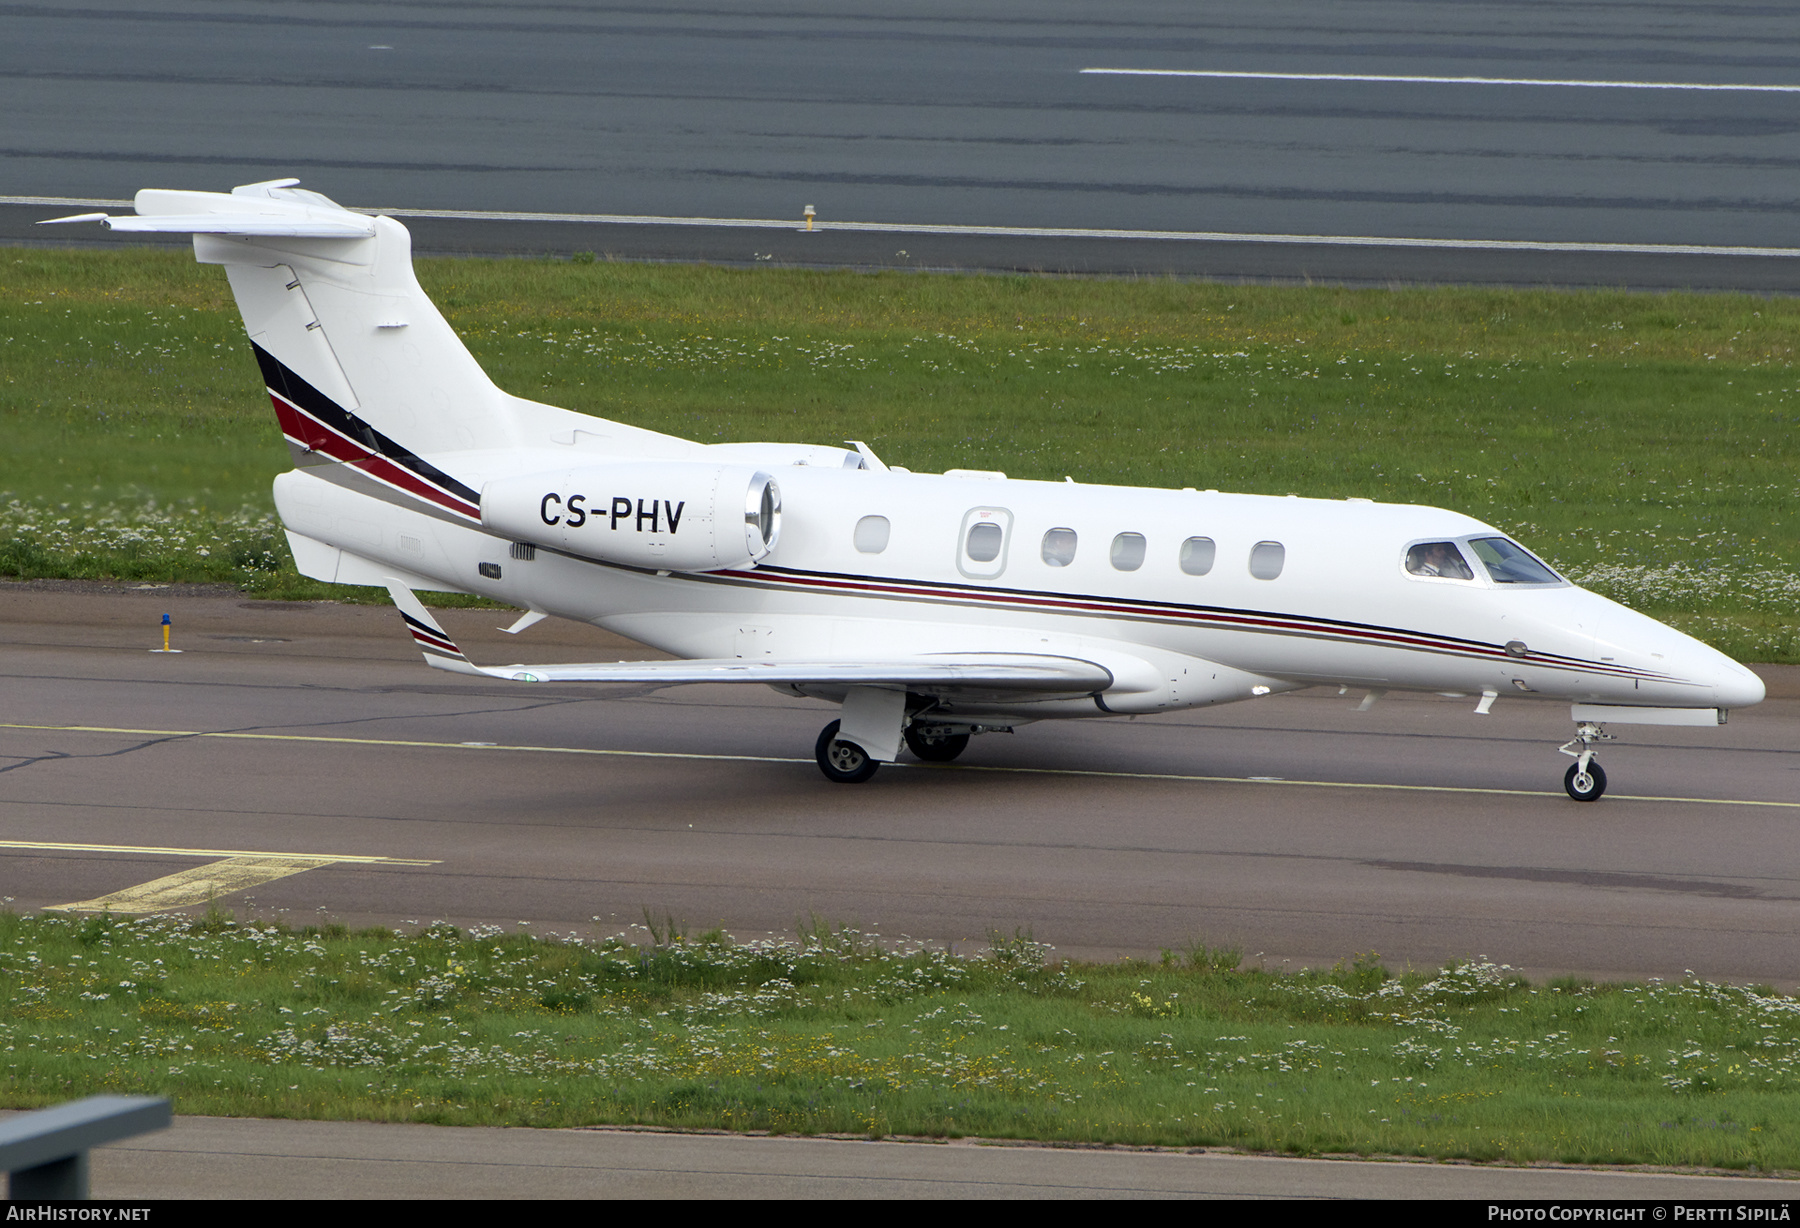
(1406, 540), (1475, 580)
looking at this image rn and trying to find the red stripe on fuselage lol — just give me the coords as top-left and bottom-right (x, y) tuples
(710, 567), (1665, 683)
(269, 390), (480, 521)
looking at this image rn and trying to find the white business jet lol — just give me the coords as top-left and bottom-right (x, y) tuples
(46, 181), (1766, 798)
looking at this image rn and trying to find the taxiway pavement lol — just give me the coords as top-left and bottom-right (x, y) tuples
(67, 1114), (1800, 1199)
(4, 582), (1796, 986)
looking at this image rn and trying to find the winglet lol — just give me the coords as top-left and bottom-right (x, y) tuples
(385, 581), (484, 675)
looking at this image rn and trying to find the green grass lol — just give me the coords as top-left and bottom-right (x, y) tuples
(3, 248), (1797, 654)
(4, 910), (1797, 1170)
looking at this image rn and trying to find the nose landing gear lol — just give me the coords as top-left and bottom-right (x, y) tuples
(1563, 760), (1608, 802)
(1558, 720), (1614, 801)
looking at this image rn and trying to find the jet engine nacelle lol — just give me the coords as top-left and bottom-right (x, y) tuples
(482, 463), (781, 571)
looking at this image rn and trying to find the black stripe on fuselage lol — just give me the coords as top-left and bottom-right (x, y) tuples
(706, 563), (1671, 684)
(454, 539), (1665, 684)
(252, 342), (480, 507)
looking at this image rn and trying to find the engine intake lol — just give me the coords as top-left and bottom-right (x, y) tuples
(482, 463), (781, 571)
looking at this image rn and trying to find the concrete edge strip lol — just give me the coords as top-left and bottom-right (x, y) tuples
(4, 723), (1794, 809)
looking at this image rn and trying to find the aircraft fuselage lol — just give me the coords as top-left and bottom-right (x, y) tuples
(274, 459), (1762, 722)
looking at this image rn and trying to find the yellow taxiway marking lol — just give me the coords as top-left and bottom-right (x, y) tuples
(0, 840), (439, 915)
(4, 722), (1796, 810)
(0, 722), (802, 763)
(49, 856), (339, 914)
(0, 839), (437, 866)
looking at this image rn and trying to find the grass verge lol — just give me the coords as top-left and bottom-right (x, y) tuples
(4, 910), (1796, 1170)
(3, 248), (1796, 654)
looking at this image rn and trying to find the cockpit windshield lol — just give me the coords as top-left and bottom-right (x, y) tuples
(1466, 536), (1563, 585)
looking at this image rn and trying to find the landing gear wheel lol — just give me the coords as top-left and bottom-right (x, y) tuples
(1564, 760), (1607, 802)
(815, 720), (880, 784)
(904, 726), (970, 763)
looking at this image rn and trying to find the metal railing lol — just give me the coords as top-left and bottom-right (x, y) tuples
(1, 1096), (171, 1199)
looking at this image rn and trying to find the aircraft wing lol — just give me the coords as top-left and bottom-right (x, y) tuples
(385, 583), (1112, 692)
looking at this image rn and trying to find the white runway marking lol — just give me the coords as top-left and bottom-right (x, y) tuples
(1081, 68), (1800, 94)
(4, 723), (1795, 810)
(10, 196), (1797, 259)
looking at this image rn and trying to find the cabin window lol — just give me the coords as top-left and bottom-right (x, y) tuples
(966, 522), (1004, 562)
(1110, 532), (1146, 572)
(1041, 528), (1078, 567)
(1248, 541), (1285, 580)
(1405, 541), (1475, 580)
(853, 515), (890, 554)
(1468, 536), (1562, 585)
(1179, 537), (1215, 576)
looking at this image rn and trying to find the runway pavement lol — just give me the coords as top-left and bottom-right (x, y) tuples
(7, 1), (1800, 287)
(13, 199), (1800, 292)
(3, 580), (1797, 987)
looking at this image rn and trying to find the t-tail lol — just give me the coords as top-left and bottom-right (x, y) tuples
(54, 181), (525, 487)
(40, 179), (689, 534)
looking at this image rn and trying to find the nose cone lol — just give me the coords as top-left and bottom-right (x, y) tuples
(1710, 660), (1766, 708)
(1594, 599), (1766, 709)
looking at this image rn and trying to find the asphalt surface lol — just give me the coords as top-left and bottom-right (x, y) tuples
(14, 203), (1800, 291)
(64, 1114), (1798, 1199)
(8, 1), (1800, 287)
(6, 586), (1799, 1198)
(4, 581), (1797, 987)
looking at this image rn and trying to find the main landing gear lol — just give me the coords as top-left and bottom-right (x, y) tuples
(813, 716), (983, 783)
(1558, 720), (1613, 802)
(903, 723), (971, 763)
(815, 720), (879, 784)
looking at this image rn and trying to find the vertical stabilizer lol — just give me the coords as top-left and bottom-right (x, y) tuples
(42, 180), (533, 522)
(38, 180), (702, 519)
(194, 205), (520, 460)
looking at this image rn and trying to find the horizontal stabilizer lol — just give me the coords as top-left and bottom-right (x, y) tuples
(384, 583), (1112, 692)
(40, 212), (374, 239)
(40, 182), (377, 239)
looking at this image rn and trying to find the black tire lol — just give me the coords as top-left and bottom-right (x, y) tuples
(815, 720), (880, 784)
(1564, 760), (1607, 802)
(904, 725), (970, 763)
